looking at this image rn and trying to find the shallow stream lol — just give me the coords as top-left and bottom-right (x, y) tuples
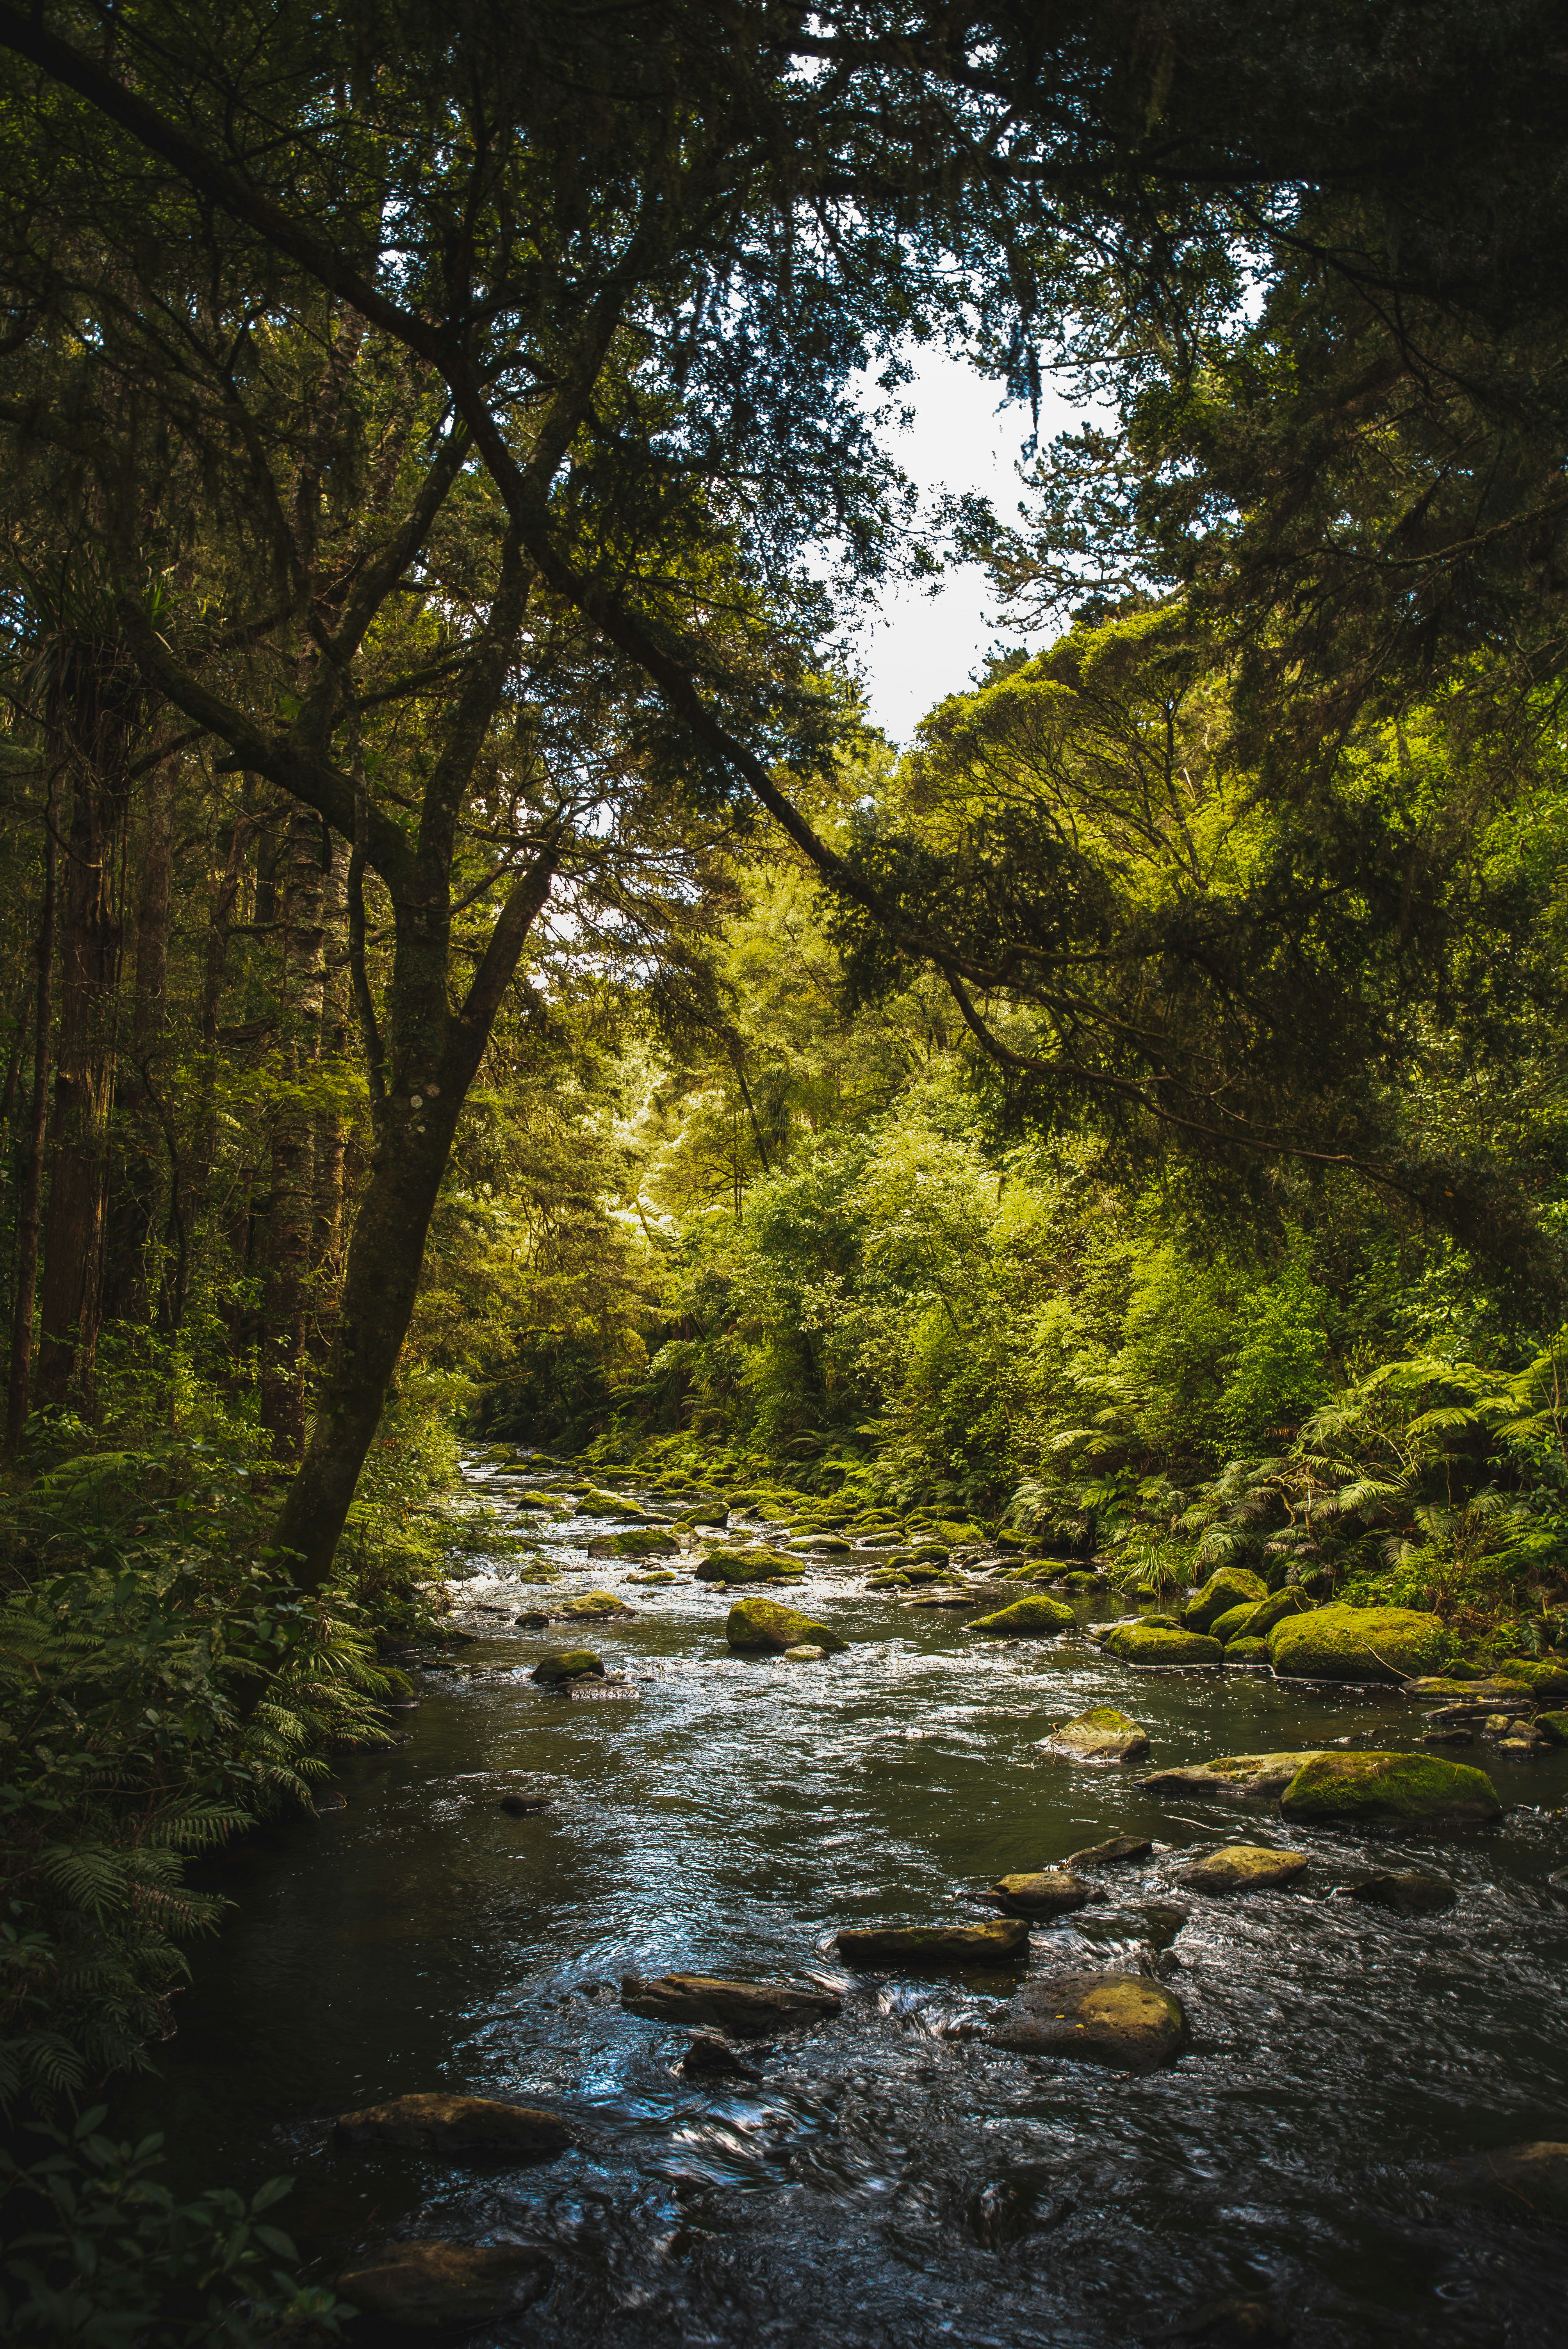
(139, 1463), (1568, 2346)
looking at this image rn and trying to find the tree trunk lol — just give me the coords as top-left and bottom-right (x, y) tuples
(102, 759), (174, 1326)
(7, 780), (59, 1449)
(309, 831), (351, 1362)
(259, 804), (330, 1461)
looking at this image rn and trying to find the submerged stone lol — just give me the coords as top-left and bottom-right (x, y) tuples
(1348, 1870), (1456, 1915)
(987, 1869), (1095, 1918)
(1172, 1845), (1311, 1894)
(726, 1597), (846, 1653)
(337, 2240), (553, 2329)
(1181, 1566), (1269, 1633)
(1037, 1705), (1150, 1764)
(530, 1649), (604, 1686)
(986, 1969), (1187, 2071)
(1278, 1749), (1501, 1825)
(964, 1594), (1076, 1636)
(679, 2034), (763, 2080)
(1269, 1603), (1452, 1682)
(620, 1973), (840, 2035)
(333, 2092), (571, 2158)
(1435, 2140), (1568, 2217)
(834, 1917), (1030, 1966)
(1105, 1624), (1224, 1667)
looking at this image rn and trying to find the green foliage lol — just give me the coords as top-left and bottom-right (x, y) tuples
(0, 2107), (347, 2344)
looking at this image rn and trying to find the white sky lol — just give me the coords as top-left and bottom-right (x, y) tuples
(855, 349), (1085, 745)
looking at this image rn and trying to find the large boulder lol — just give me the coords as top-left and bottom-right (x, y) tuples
(1181, 1566), (1269, 1634)
(1140, 1750), (1333, 1803)
(1105, 1624), (1223, 1668)
(1037, 1706), (1150, 1764)
(1208, 1602), (1263, 1643)
(530, 1649), (604, 1687)
(620, 1973), (840, 2035)
(1278, 1749), (1500, 1825)
(986, 1870), (1095, 1918)
(1434, 2141), (1568, 2217)
(337, 2240), (553, 2328)
(696, 1550), (806, 1584)
(1172, 1845), (1311, 1894)
(334, 2094), (571, 2159)
(1495, 1659), (1568, 1702)
(1247, 1588), (1313, 1638)
(1269, 1604), (1452, 1682)
(727, 1597), (846, 1653)
(986, 1969), (1187, 2072)
(964, 1595), (1076, 1637)
(834, 1918), (1030, 1966)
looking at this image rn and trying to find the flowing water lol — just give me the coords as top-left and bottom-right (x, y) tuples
(139, 1463), (1568, 2346)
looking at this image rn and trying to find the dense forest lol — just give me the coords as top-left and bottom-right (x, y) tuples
(4, 3), (1568, 2338)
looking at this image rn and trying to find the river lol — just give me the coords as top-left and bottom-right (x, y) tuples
(143, 1460), (1568, 2346)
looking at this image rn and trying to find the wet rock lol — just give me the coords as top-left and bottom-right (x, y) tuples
(834, 1917), (1030, 1966)
(908, 1590), (995, 1610)
(580, 1486), (668, 1522)
(963, 1594), (1076, 1636)
(985, 1869), (1095, 1918)
(1140, 1750), (1332, 1803)
(784, 1535), (853, 1555)
(1269, 1603), (1452, 1682)
(782, 1643), (827, 1661)
(530, 1649), (605, 1687)
(1494, 1659), (1568, 1702)
(1135, 1902), (1191, 1950)
(1406, 1676), (1534, 1704)
(1278, 1749), (1501, 1826)
(1037, 1705), (1150, 1764)
(1535, 1709), (1568, 1742)
(1347, 1870), (1455, 1914)
(587, 1529), (679, 1559)
(986, 1969), (1187, 2072)
(1222, 1638), (1272, 1666)
(695, 1549), (806, 1584)
(498, 1788), (554, 1814)
(1105, 1624), (1224, 1668)
(626, 1570), (682, 1585)
(1208, 1601), (1263, 1643)
(1421, 1727), (1477, 1746)
(1181, 1565), (1269, 1633)
(334, 2093), (572, 2158)
(678, 2034), (763, 2080)
(1171, 1845), (1310, 1894)
(726, 1597), (846, 1653)
(1434, 2140), (1568, 2217)
(552, 1590), (636, 1620)
(620, 1972), (841, 2035)
(1066, 1836), (1154, 1869)
(337, 2239), (553, 2329)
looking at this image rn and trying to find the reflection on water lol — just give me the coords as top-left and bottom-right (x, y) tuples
(133, 1464), (1568, 2345)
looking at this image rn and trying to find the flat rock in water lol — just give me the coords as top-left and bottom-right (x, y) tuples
(531, 1649), (604, 1687)
(986, 1969), (1187, 2072)
(1348, 1870), (1455, 1915)
(835, 1917), (1030, 1967)
(334, 2092), (572, 2158)
(1278, 1749), (1500, 1825)
(678, 2034), (763, 2080)
(1434, 2140), (1568, 2217)
(782, 1643), (826, 1660)
(620, 1972), (840, 2035)
(337, 2240), (553, 2328)
(986, 1869), (1095, 1918)
(1172, 1845), (1310, 1895)
(1038, 1705), (1150, 1764)
(1139, 1750), (1332, 1803)
(1066, 1836), (1155, 1869)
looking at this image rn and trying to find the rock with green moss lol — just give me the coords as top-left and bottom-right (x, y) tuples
(1224, 1638), (1271, 1663)
(866, 1568), (912, 1588)
(1209, 1602), (1262, 1643)
(1140, 1750), (1333, 1803)
(581, 1486), (669, 1522)
(1037, 1706), (1150, 1764)
(834, 1917), (1029, 1966)
(726, 1597), (846, 1654)
(784, 1535), (853, 1556)
(986, 1869), (1095, 1917)
(530, 1650), (605, 1686)
(552, 1590), (636, 1620)
(1181, 1566), (1269, 1633)
(1269, 1603), (1453, 1682)
(964, 1594), (1076, 1638)
(1279, 1748), (1500, 1824)
(626, 1570), (682, 1586)
(588, 1528), (680, 1559)
(1247, 1588), (1313, 1638)
(1534, 1709), (1568, 1743)
(1172, 1845), (1310, 1894)
(1105, 1624), (1224, 1667)
(694, 1550), (806, 1584)
(1494, 1659), (1568, 1701)
(986, 1969), (1187, 2071)
(1138, 1613), (1180, 1629)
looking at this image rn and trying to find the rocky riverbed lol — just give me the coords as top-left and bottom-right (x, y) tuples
(146, 1454), (1568, 2347)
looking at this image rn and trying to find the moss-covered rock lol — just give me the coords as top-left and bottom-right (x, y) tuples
(1269, 1604), (1453, 1682)
(626, 1569), (682, 1585)
(834, 1918), (1029, 1966)
(552, 1590), (635, 1620)
(530, 1649), (605, 1686)
(986, 1969), (1187, 2071)
(726, 1597), (846, 1654)
(1494, 1659), (1568, 1701)
(1037, 1706), (1150, 1764)
(694, 1550), (806, 1584)
(1105, 1624), (1224, 1667)
(987, 1869), (1094, 1917)
(588, 1528), (680, 1559)
(1224, 1637), (1271, 1663)
(964, 1594), (1076, 1637)
(1138, 1613), (1180, 1629)
(1172, 1844), (1311, 1894)
(1140, 1750), (1333, 1803)
(1279, 1749), (1500, 1825)
(1209, 1601), (1262, 1643)
(784, 1535), (853, 1556)
(581, 1486), (668, 1522)
(337, 2240), (553, 2328)
(1247, 1588), (1313, 1638)
(334, 2094), (571, 2158)
(1534, 1709), (1568, 1743)
(1181, 1565), (1268, 1633)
